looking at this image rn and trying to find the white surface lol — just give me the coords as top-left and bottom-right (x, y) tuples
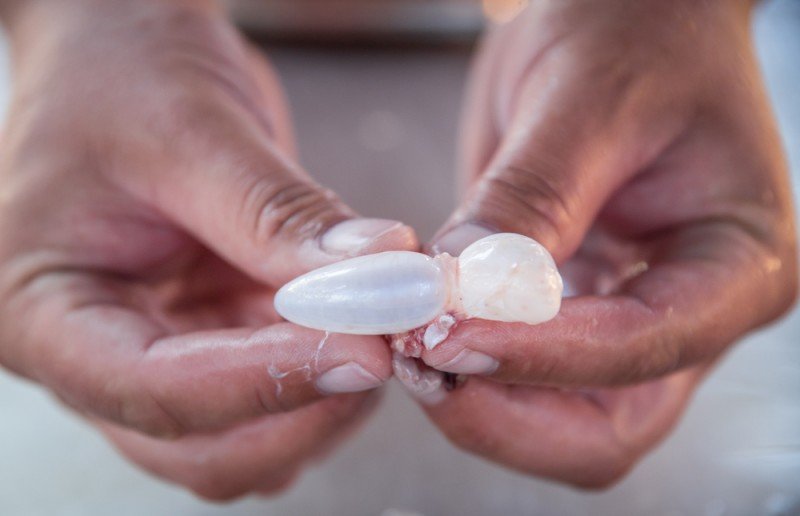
(1, 2), (799, 515)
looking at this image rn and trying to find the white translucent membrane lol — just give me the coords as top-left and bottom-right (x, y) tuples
(274, 233), (563, 335)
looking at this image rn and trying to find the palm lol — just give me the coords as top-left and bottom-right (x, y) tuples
(140, 244), (278, 334)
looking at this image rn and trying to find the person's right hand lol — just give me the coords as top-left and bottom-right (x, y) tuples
(0, 0), (416, 499)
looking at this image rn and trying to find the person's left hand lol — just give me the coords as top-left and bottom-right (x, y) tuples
(414, 0), (797, 487)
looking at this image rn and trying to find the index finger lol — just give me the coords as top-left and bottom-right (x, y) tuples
(422, 222), (796, 386)
(3, 272), (391, 438)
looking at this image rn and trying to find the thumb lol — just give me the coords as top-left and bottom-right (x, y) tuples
(431, 157), (599, 263)
(151, 123), (417, 286)
(432, 54), (678, 262)
(432, 118), (627, 263)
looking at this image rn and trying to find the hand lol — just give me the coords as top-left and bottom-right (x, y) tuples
(0, 0), (416, 499)
(420, 0), (797, 487)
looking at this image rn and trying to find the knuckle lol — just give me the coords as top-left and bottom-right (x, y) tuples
(162, 91), (234, 138)
(256, 475), (298, 497)
(783, 273), (799, 312)
(148, 5), (221, 45)
(187, 471), (295, 502)
(774, 250), (799, 316)
(443, 418), (498, 457)
(566, 445), (634, 490)
(182, 455), (296, 501)
(255, 376), (289, 413)
(479, 162), (574, 243)
(118, 404), (182, 439)
(113, 379), (187, 438)
(155, 47), (276, 144)
(628, 335), (682, 384)
(569, 462), (630, 490)
(242, 176), (344, 248)
(188, 477), (250, 502)
(173, 450), (247, 501)
(442, 415), (635, 490)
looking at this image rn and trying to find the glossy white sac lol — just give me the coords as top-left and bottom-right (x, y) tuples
(274, 233), (563, 335)
(274, 251), (448, 334)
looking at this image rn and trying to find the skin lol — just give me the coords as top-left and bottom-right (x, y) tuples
(421, 0), (798, 487)
(0, 0), (795, 501)
(0, 0), (418, 500)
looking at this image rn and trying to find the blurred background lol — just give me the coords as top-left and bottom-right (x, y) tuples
(0, 1), (798, 515)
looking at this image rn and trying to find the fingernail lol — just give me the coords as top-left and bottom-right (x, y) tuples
(435, 349), (499, 375)
(483, 0), (530, 24)
(322, 218), (411, 256)
(432, 223), (494, 256)
(315, 362), (384, 394)
(392, 353), (447, 405)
